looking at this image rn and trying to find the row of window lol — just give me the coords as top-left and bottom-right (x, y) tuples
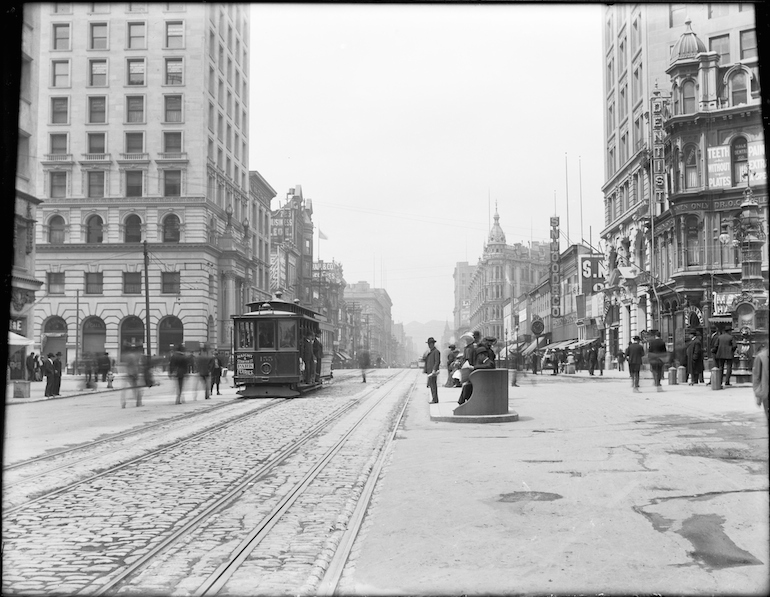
(671, 68), (751, 116)
(53, 3), (185, 14)
(47, 271), (180, 295)
(47, 169), (182, 199)
(50, 94), (184, 126)
(49, 131), (182, 157)
(47, 213), (181, 244)
(51, 57), (185, 88)
(51, 20), (184, 52)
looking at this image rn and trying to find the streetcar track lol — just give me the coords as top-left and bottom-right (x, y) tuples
(4, 398), (288, 515)
(2, 399), (260, 488)
(87, 370), (406, 596)
(190, 371), (410, 596)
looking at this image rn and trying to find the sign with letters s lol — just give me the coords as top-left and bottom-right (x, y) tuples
(579, 256), (607, 295)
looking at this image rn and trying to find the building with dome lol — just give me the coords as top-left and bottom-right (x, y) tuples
(465, 208), (548, 343)
(600, 4), (764, 364)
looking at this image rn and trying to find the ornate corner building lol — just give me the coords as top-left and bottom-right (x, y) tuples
(30, 3), (265, 363)
(601, 4), (766, 362)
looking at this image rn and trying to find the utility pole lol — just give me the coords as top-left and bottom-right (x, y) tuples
(144, 240), (152, 359)
(75, 289), (80, 372)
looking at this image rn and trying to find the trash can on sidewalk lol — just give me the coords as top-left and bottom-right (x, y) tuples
(667, 367), (678, 385)
(13, 381), (30, 398)
(711, 367), (721, 390)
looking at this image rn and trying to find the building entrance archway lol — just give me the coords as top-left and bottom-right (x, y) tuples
(43, 316), (68, 364)
(82, 316), (107, 359)
(158, 316), (183, 357)
(120, 316), (145, 361)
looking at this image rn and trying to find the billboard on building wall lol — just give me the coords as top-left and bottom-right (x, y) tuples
(550, 217), (561, 318)
(579, 256), (607, 295)
(707, 140), (766, 188)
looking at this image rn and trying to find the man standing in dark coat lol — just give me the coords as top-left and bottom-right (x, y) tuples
(97, 352), (111, 382)
(43, 353), (56, 397)
(53, 352), (63, 395)
(627, 336), (645, 393)
(587, 345), (598, 375)
(685, 332), (704, 385)
(26, 352), (36, 382)
(647, 330), (668, 391)
(424, 337), (441, 404)
(313, 333), (323, 382)
(713, 327), (736, 388)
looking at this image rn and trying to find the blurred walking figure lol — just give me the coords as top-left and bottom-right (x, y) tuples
(169, 344), (189, 404)
(617, 349), (626, 372)
(210, 351), (223, 395)
(587, 344), (598, 375)
(121, 352), (143, 408)
(358, 348), (370, 383)
(752, 344), (768, 419)
(313, 333), (323, 383)
(530, 351), (539, 375)
(647, 330), (668, 391)
(98, 352), (111, 382)
(598, 344), (606, 376)
(196, 347), (213, 400)
(444, 343), (459, 387)
(627, 336), (645, 393)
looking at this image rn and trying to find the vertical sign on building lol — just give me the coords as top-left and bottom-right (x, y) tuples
(651, 92), (667, 205)
(550, 217), (561, 319)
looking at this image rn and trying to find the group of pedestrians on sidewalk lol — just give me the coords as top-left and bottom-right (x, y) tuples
(168, 344), (224, 405)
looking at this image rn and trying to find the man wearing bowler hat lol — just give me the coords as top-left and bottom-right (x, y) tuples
(627, 336), (645, 393)
(424, 337), (441, 404)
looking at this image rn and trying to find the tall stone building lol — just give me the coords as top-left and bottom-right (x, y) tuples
(452, 261), (475, 338)
(30, 2), (256, 363)
(8, 4), (44, 391)
(270, 185), (314, 305)
(467, 209), (549, 342)
(343, 281), (393, 366)
(600, 3), (764, 361)
(248, 170), (275, 305)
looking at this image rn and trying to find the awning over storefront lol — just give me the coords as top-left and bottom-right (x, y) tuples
(567, 338), (601, 350)
(521, 337), (546, 357)
(498, 342), (526, 359)
(8, 332), (34, 347)
(709, 315), (733, 324)
(334, 350), (352, 361)
(543, 338), (578, 351)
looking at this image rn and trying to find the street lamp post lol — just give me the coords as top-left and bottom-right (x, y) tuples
(718, 183), (768, 373)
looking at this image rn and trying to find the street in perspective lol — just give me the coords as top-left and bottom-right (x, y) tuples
(4, 2), (770, 596)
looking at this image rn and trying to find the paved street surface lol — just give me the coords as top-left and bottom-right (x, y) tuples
(342, 370), (769, 595)
(4, 368), (768, 595)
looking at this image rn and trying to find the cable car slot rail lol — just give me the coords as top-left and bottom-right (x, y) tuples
(3, 398), (286, 515)
(191, 370), (415, 597)
(87, 370), (407, 596)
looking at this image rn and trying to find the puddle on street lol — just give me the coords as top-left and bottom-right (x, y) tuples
(678, 513), (763, 569)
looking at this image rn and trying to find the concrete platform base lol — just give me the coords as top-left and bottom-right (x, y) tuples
(430, 411), (519, 424)
(427, 398), (519, 423)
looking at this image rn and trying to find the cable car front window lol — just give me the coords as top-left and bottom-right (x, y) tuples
(278, 320), (296, 349)
(237, 320), (254, 349)
(257, 321), (275, 349)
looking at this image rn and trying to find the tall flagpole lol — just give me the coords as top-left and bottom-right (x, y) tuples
(565, 152), (570, 247)
(579, 155), (584, 246)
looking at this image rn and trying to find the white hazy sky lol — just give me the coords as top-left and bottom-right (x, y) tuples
(249, 3), (605, 325)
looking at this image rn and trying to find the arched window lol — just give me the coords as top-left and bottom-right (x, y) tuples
(86, 215), (103, 244)
(125, 214), (142, 243)
(48, 215), (65, 243)
(731, 137), (748, 186)
(684, 145), (699, 189)
(730, 71), (747, 106)
(162, 214), (180, 243)
(682, 80), (696, 114)
(685, 215), (701, 267)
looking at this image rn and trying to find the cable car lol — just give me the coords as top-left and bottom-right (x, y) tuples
(232, 293), (333, 397)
